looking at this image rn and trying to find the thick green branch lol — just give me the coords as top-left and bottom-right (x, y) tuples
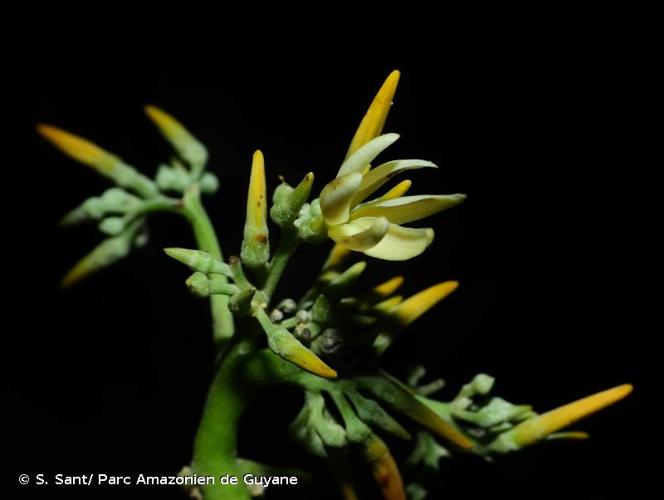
(183, 186), (235, 343)
(192, 342), (252, 500)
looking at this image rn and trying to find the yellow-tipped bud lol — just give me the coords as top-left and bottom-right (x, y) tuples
(268, 328), (338, 379)
(37, 124), (120, 174)
(373, 276), (405, 297)
(164, 247), (232, 277)
(37, 124), (158, 197)
(513, 384), (632, 447)
(361, 435), (406, 500)
(241, 150), (270, 268)
(61, 231), (135, 287)
(374, 296), (403, 313)
(144, 105), (208, 172)
(490, 384), (632, 453)
(347, 70), (401, 158)
(322, 243), (352, 272)
(392, 281), (459, 327)
(378, 179), (412, 201)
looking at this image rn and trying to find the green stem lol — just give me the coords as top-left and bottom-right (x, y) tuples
(262, 232), (298, 301)
(183, 186), (235, 344)
(192, 340), (252, 500)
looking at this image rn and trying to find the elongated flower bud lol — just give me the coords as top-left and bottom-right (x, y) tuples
(164, 248), (232, 277)
(37, 125), (158, 198)
(347, 70), (401, 158)
(144, 105), (208, 175)
(61, 223), (140, 287)
(60, 188), (142, 226)
(360, 434), (406, 500)
(241, 150), (270, 268)
(489, 384), (633, 453)
(392, 281), (459, 328)
(185, 272), (239, 298)
(355, 376), (474, 450)
(255, 309), (336, 378)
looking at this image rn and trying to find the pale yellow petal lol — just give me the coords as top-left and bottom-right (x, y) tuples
(363, 224), (435, 261)
(320, 173), (363, 225)
(351, 194), (466, 225)
(351, 160), (437, 206)
(322, 243), (352, 271)
(328, 217), (389, 251)
(337, 133), (399, 178)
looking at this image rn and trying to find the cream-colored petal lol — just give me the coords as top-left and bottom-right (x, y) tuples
(328, 217), (389, 251)
(336, 133), (399, 178)
(320, 173), (363, 225)
(351, 194), (466, 225)
(351, 159), (437, 206)
(363, 224), (434, 261)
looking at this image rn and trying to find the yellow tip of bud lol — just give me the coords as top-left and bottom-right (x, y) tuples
(285, 345), (338, 379)
(362, 436), (406, 500)
(37, 124), (118, 172)
(378, 179), (412, 201)
(322, 243), (353, 272)
(393, 281), (459, 327)
(373, 276), (405, 297)
(144, 105), (182, 136)
(346, 70), (401, 158)
(248, 150), (267, 227)
(513, 384), (632, 447)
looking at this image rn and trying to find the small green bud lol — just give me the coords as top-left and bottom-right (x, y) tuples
(453, 398), (532, 428)
(98, 217), (126, 235)
(60, 188), (141, 226)
(200, 172), (219, 194)
(164, 248), (232, 277)
(294, 199), (327, 243)
(271, 172), (314, 227)
(156, 164), (190, 192)
(456, 373), (495, 401)
(324, 261), (367, 298)
(185, 272), (239, 298)
(272, 181), (294, 205)
(277, 298), (298, 314)
(311, 294), (332, 324)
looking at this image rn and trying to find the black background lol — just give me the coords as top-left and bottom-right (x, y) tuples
(2, 15), (655, 500)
